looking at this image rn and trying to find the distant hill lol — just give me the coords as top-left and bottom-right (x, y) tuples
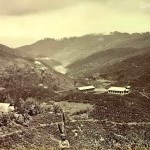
(16, 32), (150, 65)
(0, 44), (74, 100)
(0, 44), (20, 57)
(98, 47), (150, 85)
(0, 44), (32, 72)
(67, 47), (148, 77)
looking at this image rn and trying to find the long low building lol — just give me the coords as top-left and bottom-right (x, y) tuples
(108, 86), (131, 95)
(77, 85), (95, 92)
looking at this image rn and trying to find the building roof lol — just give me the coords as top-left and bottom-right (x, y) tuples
(108, 87), (130, 92)
(0, 103), (10, 107)
(0, 87), (5, 91)
(77, 85), (95, 91)
(0, 103), (11, 113)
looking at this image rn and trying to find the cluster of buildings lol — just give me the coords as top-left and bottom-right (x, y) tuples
(0, 85), (131, 113)
(77, 85), (131, 95)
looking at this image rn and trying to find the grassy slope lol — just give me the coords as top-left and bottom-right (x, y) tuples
(67, 47), (141, 76)
(97, 47), (150, 86)
(0, 44), (74, 102)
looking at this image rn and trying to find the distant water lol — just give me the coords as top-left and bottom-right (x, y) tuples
(54, 65), (67, 74)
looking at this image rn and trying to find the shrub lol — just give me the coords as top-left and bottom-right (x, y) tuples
(21, 98), (41, 116)
(53, 104), (63, 114)
(0, 112), (14, 126)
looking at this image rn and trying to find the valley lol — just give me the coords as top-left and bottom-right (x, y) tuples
(0, 32), (150, 149)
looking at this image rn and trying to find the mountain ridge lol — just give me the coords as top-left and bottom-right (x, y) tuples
(16, 32), (150, 65)
(66, 47), (149, 77)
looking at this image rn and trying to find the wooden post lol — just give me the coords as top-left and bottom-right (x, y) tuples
(58, 111), (70, 149)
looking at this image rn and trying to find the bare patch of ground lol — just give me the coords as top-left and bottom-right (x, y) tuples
(55, 101), (93, 115)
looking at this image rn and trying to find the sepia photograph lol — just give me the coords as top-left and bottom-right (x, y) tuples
(0, 0), (150, 149)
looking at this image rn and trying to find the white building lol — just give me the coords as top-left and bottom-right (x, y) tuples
(77, 85), (95, 92)
(108, 86), (131, 95)
(0, 103), (14, 113)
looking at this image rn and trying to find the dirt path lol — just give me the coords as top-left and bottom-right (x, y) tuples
(106, 120), (150, 126)
(0, 129), (23, 138)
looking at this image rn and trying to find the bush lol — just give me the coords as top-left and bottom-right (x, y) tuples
(0, 112), (15, 126)
(53, 104), (63, 114)
(21, 98), (41, 116)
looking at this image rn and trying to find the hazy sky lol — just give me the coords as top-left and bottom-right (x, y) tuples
(0, 0), (150, 47)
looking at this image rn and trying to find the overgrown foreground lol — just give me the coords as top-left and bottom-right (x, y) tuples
(1, 91), (150, 150)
